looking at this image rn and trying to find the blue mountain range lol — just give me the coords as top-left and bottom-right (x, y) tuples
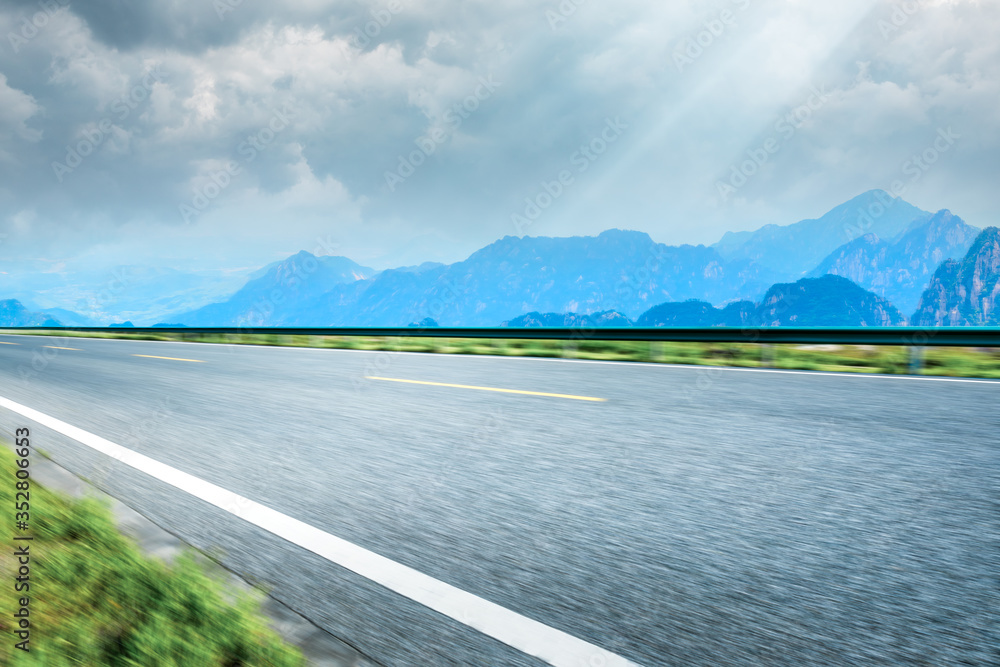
(1, 190), (989, 328)
(165, 190), (971, 327)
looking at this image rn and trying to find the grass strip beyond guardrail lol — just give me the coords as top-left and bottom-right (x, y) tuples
(3, 329), (1000, 378)
(0, 444), (305, 666)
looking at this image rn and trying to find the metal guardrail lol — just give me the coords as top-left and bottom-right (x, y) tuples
(6, 326), (1000, 346)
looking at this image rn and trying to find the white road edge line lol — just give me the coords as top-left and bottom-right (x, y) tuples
(0, 395), (641, 667)
(1, 332), (996, 384)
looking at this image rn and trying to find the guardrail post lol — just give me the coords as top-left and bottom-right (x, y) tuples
(907, 346), (925, 374)
(760, 343), (774, 368)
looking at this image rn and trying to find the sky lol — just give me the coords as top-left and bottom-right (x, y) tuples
(0, 0), (997, 274)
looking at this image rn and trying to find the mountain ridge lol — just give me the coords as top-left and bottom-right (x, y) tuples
(0, 299), (63, 327)
(713, 190), (931, 277)
(176, 253), (377, 327)
(500, 275), (907, 328)
(3, 190), (984, 328)
(165, 192), (950, 327)
(911, 227), (1000, 326)
(807, 209), (979, 315)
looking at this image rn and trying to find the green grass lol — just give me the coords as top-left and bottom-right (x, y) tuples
(3, 329), (1000, 379)
(0, 445), (305, 666)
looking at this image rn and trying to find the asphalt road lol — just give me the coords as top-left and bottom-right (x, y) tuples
(0, 333), (998, 666)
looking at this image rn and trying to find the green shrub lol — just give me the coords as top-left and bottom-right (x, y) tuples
(0, 446), (305, 666)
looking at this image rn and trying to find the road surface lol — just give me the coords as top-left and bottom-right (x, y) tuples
(0, 333), (997, 666)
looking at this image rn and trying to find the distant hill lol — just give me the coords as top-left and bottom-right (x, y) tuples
(753, 275), (906, 326)
(636, 275), (906, 327)
(503, 275), (906, 328)
(396, 262), (445, 274)
(635, 300), (755, 327)
(501, 310), (632, 327)
(809, 209), (979, 315)
(39, 307), (96, 326)
(714, 190), (930, 278)
(911, 227), (1000, 326)
(165, 191), (945, 328)
(4, 190), (957, 328)
(174, 252), (377, 326)
(177, 229), (778, 327)
(0, 300), (62, 327)
(3, 265), (254, 326)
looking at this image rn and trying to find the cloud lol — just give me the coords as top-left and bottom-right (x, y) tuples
(0, 72), (41, 142)
(0, 0), (996, 282)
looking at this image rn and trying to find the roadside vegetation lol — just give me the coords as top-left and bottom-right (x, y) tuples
(0, 444), (305, 666)
(3, 329), (1000, 378)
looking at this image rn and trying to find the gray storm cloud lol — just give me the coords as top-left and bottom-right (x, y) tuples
(0, 0), (996, 273)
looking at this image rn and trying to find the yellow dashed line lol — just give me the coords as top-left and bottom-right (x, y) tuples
(365, 376), (607, 402)
(44, 346), (81, 351)
(133, 354), (205, 363)
(0, 341), (20, 345)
